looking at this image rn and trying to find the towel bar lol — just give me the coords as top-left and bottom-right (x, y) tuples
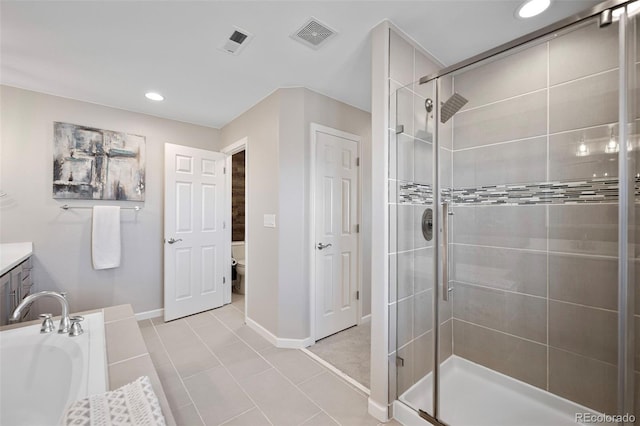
(60, 204), (141, 211)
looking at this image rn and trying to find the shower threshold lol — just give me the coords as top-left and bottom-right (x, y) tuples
(396, 356), (612, 426)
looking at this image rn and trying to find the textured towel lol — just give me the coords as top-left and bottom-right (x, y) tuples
(62, 376), (166, 426)
(92, 206), (121, 270)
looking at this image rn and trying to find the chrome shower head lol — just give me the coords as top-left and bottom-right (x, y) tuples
(440, 93), (468, 124)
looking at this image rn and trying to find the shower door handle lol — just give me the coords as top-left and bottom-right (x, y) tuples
(442, 202), (451, 302)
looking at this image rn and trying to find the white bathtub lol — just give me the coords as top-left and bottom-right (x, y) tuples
(0, 312), (107, 425)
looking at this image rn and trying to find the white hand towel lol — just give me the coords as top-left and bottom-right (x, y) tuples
(92, 206), (121, 270)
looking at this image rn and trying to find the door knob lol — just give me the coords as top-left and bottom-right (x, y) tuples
(317, 243), (332, 250)
(167, 238), (183, 244)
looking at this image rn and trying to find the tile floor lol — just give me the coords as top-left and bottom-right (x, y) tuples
(308, 323), (371, 388)
(138, 295), (397, 426)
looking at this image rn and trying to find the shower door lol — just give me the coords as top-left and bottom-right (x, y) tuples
(436, 11), (636, 426)
(395, 4), (638, 425)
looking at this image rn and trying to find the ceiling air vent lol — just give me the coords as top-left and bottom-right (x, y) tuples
(219, 27), (253, 56)
(291, 18), (337, 50)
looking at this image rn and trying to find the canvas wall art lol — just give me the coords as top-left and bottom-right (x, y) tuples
(53, 122), (146, 200)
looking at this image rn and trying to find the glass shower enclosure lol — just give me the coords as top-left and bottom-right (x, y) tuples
(390, 1), (638, 425)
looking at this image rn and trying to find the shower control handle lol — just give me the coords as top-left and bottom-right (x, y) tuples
(422, 208), (433, 241)
(317, 243), (332, 250)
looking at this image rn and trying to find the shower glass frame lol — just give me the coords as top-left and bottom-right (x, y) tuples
(392, 1), (638, 424)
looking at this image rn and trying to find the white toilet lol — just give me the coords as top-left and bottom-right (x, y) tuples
(231, 242), (246, 294)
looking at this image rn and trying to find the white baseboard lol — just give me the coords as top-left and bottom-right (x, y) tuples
(135, 308), (163, 321)
(245, 317), (312, 349)
(245, 317), (278, 346)
(277, 336), (314, 349)
(368, 398), (390, 422)
(360, 314), (371, 324)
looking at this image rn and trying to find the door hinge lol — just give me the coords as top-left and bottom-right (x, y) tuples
(223, 221), (226, 229)
(396, 356), (405, 367)
(355, 224), (359, 233)
(356, 290), (360, 300)
(356, 157), (360, 167)
(223, 167), (227, 174)
(395, 125), (404, 134)
(223, 276), (226, 284)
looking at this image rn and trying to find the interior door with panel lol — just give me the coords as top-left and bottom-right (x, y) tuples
(313, 125), (360, 341)
(164, 143), (228, 321)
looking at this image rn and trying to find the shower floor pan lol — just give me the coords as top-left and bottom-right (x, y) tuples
(397, 355), (612, 426)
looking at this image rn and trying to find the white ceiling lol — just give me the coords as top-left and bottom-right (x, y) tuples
(1, 0), (600, 129)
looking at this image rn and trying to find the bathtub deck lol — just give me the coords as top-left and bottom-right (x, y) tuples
(1, 304), (177, 426)
(103, 305), (177, 426)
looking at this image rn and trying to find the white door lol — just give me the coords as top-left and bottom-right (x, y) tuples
(164, 143), (228, 321)
(313, 125), (360, 340)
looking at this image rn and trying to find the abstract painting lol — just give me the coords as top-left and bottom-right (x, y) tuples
(53, 122), (146, 200)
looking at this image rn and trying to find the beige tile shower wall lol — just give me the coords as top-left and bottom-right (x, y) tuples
(449, 19), (638, 415)
(387, 27), (447, 403)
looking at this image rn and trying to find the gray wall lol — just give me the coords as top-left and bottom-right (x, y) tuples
(220, 91), (281, 335)
(220, 87), (371, 340)
(0, 85), (221, 314)
(276, 88), (307, 339)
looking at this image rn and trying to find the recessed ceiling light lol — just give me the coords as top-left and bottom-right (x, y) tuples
(516, 0), (551, 18)
(145, 92), (164, 101)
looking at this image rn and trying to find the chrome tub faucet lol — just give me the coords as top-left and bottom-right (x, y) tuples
(9, 291), (71, 334)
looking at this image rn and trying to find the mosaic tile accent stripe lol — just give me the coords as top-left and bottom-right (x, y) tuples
(398, 177), (640, 205)
(397, 182), (433, 204)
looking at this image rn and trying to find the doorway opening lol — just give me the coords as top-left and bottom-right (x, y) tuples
(230, 149), (246, 313)
(223, 137), (248, 315)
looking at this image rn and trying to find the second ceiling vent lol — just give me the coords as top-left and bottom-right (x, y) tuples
(291, 17), (337, 50)
(219, 27), (253, 55)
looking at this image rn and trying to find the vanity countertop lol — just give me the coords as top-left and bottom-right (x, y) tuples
(0, 242), (33, 276)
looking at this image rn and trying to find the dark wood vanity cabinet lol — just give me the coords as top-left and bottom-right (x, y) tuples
(0, 257), (33, 325)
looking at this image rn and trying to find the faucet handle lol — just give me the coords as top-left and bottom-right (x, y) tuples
(69, 316), (84, 337)
(39, 313), (55, 333)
